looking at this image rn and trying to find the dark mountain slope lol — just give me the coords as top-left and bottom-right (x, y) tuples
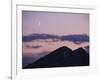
(23, 46), (89, 69)
(71, 48), (89, 66)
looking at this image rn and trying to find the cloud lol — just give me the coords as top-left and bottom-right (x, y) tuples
(25, 45), (42, 48)
(22, 33), (89, 44)
(23, 33), (59, 42)
(61, 34), (89, 44)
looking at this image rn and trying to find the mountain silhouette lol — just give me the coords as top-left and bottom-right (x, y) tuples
(23, 46), (89, 69)
(67, 48), (89, 66)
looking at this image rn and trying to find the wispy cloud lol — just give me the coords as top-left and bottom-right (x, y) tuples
(23, 33), (89, 44)
(25, 45), (42, 48)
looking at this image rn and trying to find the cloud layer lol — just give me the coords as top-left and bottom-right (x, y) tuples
(23, 33), (89, 44)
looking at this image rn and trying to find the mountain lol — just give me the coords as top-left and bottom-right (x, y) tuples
(70, 48), (89, 66)
(23, 46), (89, 69)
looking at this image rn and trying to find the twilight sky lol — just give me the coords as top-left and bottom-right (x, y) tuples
(22, 11), (89, 67)
(22, 11), (89, 36)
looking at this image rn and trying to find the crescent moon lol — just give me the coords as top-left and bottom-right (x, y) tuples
(38, 21), (41, 26)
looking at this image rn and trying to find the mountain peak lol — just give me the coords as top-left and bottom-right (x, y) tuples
(73, 47), (88, 54)
(49, 46), (73, 57)
(58, 46), (70, 49)
(54, 46), (72, 52)
(74, 47), (85, 51)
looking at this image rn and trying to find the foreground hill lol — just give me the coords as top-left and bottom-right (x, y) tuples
(23, 46), (89, 69)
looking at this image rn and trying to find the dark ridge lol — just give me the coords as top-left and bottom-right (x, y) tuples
(23, 46), (89, 69)
(71, 47), (89, 66)
(23, 46), (72, 68)
(51, 46), (72, 54)
(73, 47), (88, 54)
